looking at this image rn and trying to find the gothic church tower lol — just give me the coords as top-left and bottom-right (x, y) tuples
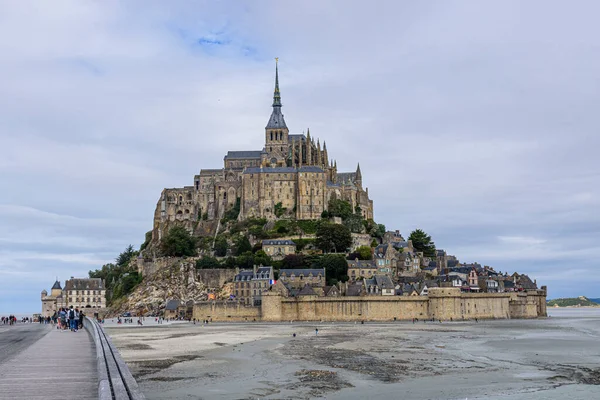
(264, 59), (289, 167)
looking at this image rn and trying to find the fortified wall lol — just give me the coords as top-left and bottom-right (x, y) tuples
(193, 287), (547, 322)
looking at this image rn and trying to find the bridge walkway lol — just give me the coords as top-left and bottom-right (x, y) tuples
(0, 325), (97, 400)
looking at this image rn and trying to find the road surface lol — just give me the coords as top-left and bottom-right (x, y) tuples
(0, 323), (50, 365)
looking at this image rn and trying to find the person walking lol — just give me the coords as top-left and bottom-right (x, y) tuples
(68, 306), (76, 331)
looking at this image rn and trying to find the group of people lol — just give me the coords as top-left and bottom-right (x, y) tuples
(1, 316), (18, 325)
(52, 306), (85, 332)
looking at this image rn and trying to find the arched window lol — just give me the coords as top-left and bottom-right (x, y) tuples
(270, 132), (273, 140)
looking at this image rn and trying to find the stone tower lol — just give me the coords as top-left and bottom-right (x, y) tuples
(264, 59), (289, 167)
(51, 280), (62, 297)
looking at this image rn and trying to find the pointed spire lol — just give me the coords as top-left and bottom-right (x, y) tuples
(317, 139), (321, 150)
(323, 141), (327, 150)
(266, 58), (287, 130)
(306, 128), (311, 141)
(273, 57), (281, 107)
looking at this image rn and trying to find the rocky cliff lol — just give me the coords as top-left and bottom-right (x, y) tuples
(108, 257), (232, 317)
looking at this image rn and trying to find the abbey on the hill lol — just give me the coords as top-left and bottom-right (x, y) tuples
(153, 62), (373, 238)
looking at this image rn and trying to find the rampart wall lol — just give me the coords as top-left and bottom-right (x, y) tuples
(193, 287), (547, 322)
(193, 300), (261, 322)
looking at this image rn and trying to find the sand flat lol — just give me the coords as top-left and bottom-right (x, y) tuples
(105, 309), (600, 399)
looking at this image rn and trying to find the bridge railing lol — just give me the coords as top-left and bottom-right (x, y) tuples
(84, 316), (146, 400)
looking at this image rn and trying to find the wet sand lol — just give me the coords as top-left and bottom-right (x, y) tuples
(105, 309), (600, 399)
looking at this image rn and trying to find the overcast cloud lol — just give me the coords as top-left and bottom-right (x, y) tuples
(1, 1), (599, 313)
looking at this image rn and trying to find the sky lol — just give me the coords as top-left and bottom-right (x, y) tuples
(1, 1), (599, 313)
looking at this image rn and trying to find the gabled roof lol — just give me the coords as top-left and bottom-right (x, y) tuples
(225, 150), (262, 159)
(165, 299), (181, 310)
(347, 260), (376, 269)
(337, 172), (356, 185)
(373, 275), (394, 289)
(346, 284), (364, 296)
(280, 268), (325, 277)
(64, 278), (104, 291)
(297, 285), (317, 296)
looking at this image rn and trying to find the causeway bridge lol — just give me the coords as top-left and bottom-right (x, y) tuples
(0, 318), (145, 400)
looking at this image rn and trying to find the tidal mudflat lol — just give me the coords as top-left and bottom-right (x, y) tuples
(105, 309), (600, 400)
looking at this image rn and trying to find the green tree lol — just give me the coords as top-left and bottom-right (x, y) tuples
(214, 236), (228, 257)
(274, 202), (287, 217)
(196, 256), (222, 269)
(343, 213), (364, 233)
(223, 197), (241, 221)
(116, 245), (137, 267)
(281, 254), (305, 269)
(233, 235), (252, 256)
(160, 226), (197, 257)
(316, 223), (352, 253)
(408, 229), (436, 257)
(327, 199), (353, 220)
(316, 254), (349, 285)
(348, 245), (372, 260)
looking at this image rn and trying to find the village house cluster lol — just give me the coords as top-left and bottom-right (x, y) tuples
(223, 229), (539, 305)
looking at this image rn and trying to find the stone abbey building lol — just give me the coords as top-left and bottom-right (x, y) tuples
(153, 63), (373, 240)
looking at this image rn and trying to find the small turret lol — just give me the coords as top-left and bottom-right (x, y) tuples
(355, 163), (362, 188)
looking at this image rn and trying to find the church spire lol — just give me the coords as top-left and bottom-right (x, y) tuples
(266, 58), (287, 130)
(273, 57), (281, 107)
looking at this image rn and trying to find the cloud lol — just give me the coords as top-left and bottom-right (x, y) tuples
(1, 1), (599, 312)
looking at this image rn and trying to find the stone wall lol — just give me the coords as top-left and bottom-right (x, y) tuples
(195, 288), (547, 322)
(193, 301), (261, 322)
(196, 269), (237, 289)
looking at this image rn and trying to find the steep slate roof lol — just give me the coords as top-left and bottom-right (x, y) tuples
(346, 284), (364, 296)
(373, 275), (394, 289)
(51, 280), (62, 290)
(288, 134), (306, 142)
(374, 243), (395, 258)
(280, 268), (325, 277)
(234, 270), (254, 281)
(225, 151), (262, 159)
(297, 285), (317, 296)
(235, 266), (273, 281)
(64, 278), (104, 291)
(262, 240), (296, 246)
(518, 274), (537, 290)
(347, 260), (376, 269)
(337, 172), (356, 185)
(393, 241), (410, 250)
(165, 299), (181, 310)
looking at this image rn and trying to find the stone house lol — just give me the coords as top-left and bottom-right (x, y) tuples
(323, 285), (340, 297)
(364, 275), (395, 296)
(233, 265), (274, 306)
(347, 259), (377, 280)
(278, 268), (325, 289)
(261, 239), (296, 260)
(373, 243), (399, 276)
(41, 281), (67, 318)
(64, 278), (107, 311)
(164, 299), (182, 319)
